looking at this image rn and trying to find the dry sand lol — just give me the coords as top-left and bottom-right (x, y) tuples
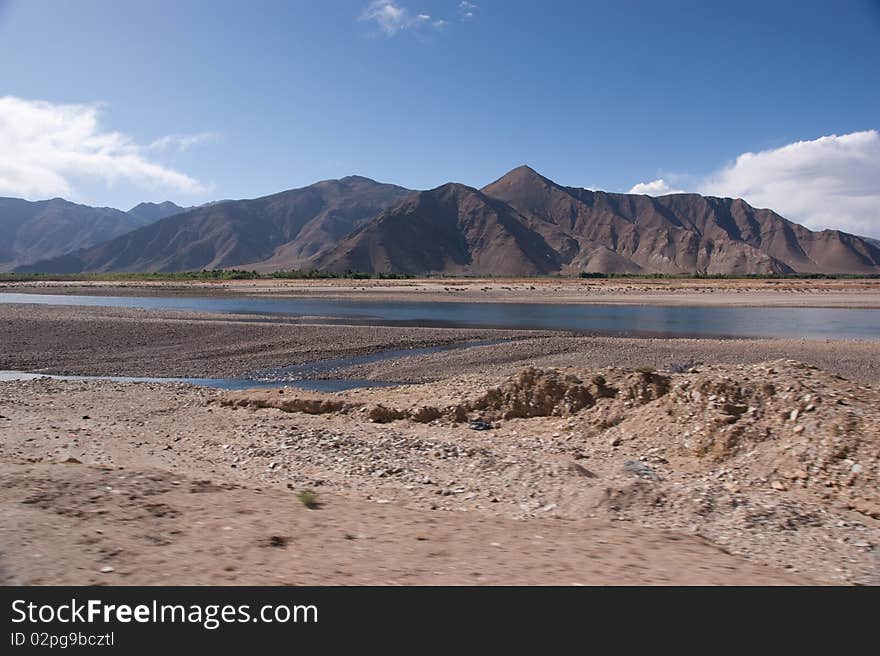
(0, 304), (536, 378)
(0, 283), (878, 585)
(0, 377), (816, 586)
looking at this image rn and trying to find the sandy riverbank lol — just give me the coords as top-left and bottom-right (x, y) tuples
(1, 304), (878, 384)
(3, 276), (880, 308)
(0, 304), (539, 378)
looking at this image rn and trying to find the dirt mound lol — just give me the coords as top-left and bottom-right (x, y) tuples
(217, 362), (879, 517)
(220, 389), (349, 414)
(365, 404), (407, 423)
(466, 367), (599, 419)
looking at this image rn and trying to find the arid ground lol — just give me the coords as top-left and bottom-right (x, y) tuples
(1, 279), (878, 585)
(4, 276), (880, 307)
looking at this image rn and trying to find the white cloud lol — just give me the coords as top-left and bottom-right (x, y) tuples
(627, 178), (686, 196)
(627, 131), (880, 238)
(148, 132), (219, 152)
(0, 96), (210, 200)
(359, 1), (439, 36)
(458, 1), (479, 20)
(698, 131), (880, 237)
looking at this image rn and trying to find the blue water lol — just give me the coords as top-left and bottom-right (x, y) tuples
(1, 292), (878, 340)
(0, 370), (397, 392)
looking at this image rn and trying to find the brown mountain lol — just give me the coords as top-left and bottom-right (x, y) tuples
(0, 197), (163, 270)
(310, 183), (562, 275)
(315, 166), (880, 275)
(18, 167), (880, 275)
(479, 166), (880, 275)
(18, 176), (411, 273)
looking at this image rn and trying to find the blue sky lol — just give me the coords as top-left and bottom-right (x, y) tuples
(1, 0), (879, 235)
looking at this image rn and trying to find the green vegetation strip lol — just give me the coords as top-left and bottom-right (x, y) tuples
(1, 270), (878, 282)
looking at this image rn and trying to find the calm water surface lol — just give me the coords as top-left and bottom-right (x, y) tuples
(1, 292), (878, 340)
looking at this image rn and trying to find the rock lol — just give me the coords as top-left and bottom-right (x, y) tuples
(366, 404), (406, 423)
(468, 420), (492, 431)
(623, 460), (660, 481)
(410, 406), (441, 423)
(100, 566), (114, 573)
(771, 480), (788, 491)
(569, 462), (597, 478)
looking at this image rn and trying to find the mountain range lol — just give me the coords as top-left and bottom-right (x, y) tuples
(8, 166), (880, 275)
(0, 198), (187, 270)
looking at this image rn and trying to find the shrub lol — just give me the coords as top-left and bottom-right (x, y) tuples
(296, 489), (319, 509)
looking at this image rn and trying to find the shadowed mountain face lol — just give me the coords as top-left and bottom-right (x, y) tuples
(16, 167), (880, 275)
(312, 166), (880, 275)
(311, 183), (562, 276)
(0, 197), (163, 270)
(18, 177), (411, 274)
(126, 201), (190, 223)
(478, 166), (880, 275)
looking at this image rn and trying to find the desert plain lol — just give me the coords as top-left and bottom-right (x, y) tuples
(0, 277), (878, 585)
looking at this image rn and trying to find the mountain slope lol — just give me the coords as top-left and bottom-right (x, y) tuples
(479, 166), (880, 275)
(0, 197), (159, 270)
(312, 166), (880, 276)
(126, 201), (190, 223)
(311, 183), (561, 275)
(18, 177), (411, 274)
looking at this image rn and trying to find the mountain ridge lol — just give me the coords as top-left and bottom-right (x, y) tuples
(16, 177), (411, 274)
(12, 166), (880, 275)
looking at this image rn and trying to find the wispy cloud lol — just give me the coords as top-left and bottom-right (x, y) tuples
(0, 96), (211, 200)
(359, 1), (470, 37)
(148, 132), (219, 152)
(359, 1), (433, 36)
(458, 1), (479, 21)
(627, 131), (880, 238)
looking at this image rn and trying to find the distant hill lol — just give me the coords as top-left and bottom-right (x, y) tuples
(126, 201), (190, 223)
(18, 177), (411, 273)
(0, 197), (160, 270)
(16, 167), (880, 275)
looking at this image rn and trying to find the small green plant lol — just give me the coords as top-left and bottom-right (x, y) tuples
(591, 374), (606, 386)
(635, 366), (656, 375)
(296, 488), (319, 509)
